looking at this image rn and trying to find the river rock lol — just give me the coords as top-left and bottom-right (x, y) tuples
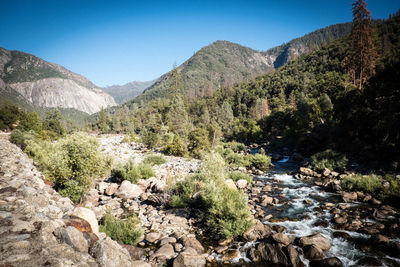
(150, 244), (175, 260)
(105, 183), (119, 196)
(173, 253), (206, 267)
(243, 220), (272, 241)
(309, 257), (343, 267)
(271, 233), (291, 246)
(91, 237), (131, 267)
(145, 232), (161, 243)
(115, 180), (143, 199)
(369, 234), (390, 245)
(224, 179), (237, 190)
(131, 261), (151, 267)
(97, 181), (108, 194)
(59, 226), (88, 253)
(303, 245), (323, 260)
(300, 167), (313, 177)
(120, 244), (145, 260)
(298, 233), (331, 251)
(182, 236), (205, 254)
(342, 192), (358, 202)
(236, 179), (248, 189)
(71, 207), (99, 234)
(257, 242), (303, 267)
(261, 195), (273, 206)
(323, 168), (331, 177)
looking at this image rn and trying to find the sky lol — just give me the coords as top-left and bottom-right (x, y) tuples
(0, 0), (399, 87)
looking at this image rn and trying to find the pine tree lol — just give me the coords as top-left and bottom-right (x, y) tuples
(349, 0), (377, 90)
(99, 107), (108, 133)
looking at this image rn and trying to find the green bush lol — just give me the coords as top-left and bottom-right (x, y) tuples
(162, 135), (187, 157)
(248, 153), (271, 170)
(382, 176), (400, 200)
(188, 127), (211, 158)
(224, 150), (251, 168)
(111, 159), (154, 184)
(142, 131), (159, 148)
(121, 132), (136, 143)
(24, 132), (112, 203)
(10, 129), (36, 150)
(171, 153), (252, 238)
(142, 154), (167, 166)
(229, 171), (252, 184)
(341, 174), (382, 194)
(311, 149), (348, 172)
(99, 213), (143, 245)
(223, 141), (246, 152)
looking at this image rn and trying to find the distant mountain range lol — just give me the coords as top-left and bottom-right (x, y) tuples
(0, 47), (116, 114)
(103, 80), (155, 104)
(128, 22), (352, 106)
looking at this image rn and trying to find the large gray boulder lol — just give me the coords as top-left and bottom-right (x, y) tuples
(71, 207), (99, 234)
(91, 237), (131, 267)
(115, 180), (144, 199)
(59, 226), (88, 253)
(298, 233), (331, 251)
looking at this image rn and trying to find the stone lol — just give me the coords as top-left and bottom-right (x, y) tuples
(323, 168), (331, 177)
(145, 232), (161, 243)
(91, 237), (131, 267)
(342, 192), (358, 202)
(222, 249), (239, 261)
(120, 244), (145, 260)
(298, 233), (331, 251)
(243, 220), (272, 241)
(105, 183), (119, 196)
(115, 180), (143, 199)
(97, 181), (108, 194)
(332, 231), (351, 241)
(71, 207), (99, 234)
(131, 261), (151, 267)
(300, 167), (313, 177)
(60, 226), (89, 253)
(369, 234), (390, 245)
(236, 179), (248, 189)
(81, 188), (99, 207)
(150, 244), (175, 260)
(303, 245), (323, 260)
(309, 257), (343, 267)
(182, 236), (205, 254)
(262, 184), (272, 192)
(261, 196), (273, 206)
(257, 242), (303, 267)
(173, 253), (206, 267)
(271, 233), (291, 246)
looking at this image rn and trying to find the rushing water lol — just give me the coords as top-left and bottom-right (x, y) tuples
(212, 158), (400, 266)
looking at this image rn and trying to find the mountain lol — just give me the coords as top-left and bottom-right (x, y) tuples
(128, 23), (351, 106)
(103, 80), (155, 104)
(0, 47), (116, 114)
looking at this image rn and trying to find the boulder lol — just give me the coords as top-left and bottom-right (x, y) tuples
(323, 168), (331, 177)
(97, 181), (108, 194)
(236, 179), (248, 189)
(303, 245), (323, 260)
(114, 180), (143, 199)
(271, 233), (291, 246)
(146, 193), (171, 206)
(342, 192), (358, 202)
(91, 237), (131, 267)
(243, 220), (272, 241)
(257, 242), (303, 267)
(131, 261), (151, 267)
(298, 233), (331, 251)
(150, 244), (175, 260)
(71, 207), (99, 234)
(63, 217), (93, 233)
(145, 232), (161, 243)
(182, 236), (205, 254)
(173, 253), (206, 267)
(59, 226), (88, 253)
(120, 244), (145, 260)
(300, 167), (313, 177)
(81, 189), (99, 207)
(105, 183), (119, 196)
(261, 196), (273, 206)
(309, 257), (343, 267)
(224, 179), (237, 190)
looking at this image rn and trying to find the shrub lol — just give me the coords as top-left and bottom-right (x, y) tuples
(24, 132), (112, 203)
(171, 153), (252, 238)
(99, 213), (143, 245)
(142, 154), (167, 166)
(142, 131), (159, 148)
(224, 141), (246, 152)
(248, 153), (271, 170)
(10, 129), (36, 150)
(224, 150), (250, 168)
(121, 132), (136, 143)
(162, 135), (187, 157)
(229, 171), (252, 184)
(311, 149), (348, 172)
(188, 127), (211, 158)
(111, 159), (154, 184)
(341, 174), (382, 194)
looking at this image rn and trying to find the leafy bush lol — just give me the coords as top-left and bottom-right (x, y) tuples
(162, 135), (187, 157)
(311, 149), (348, 172)
(142, 154), (167, 166)
(188, 127), (211, 158)
(10, 129), (36, 150)
(248, 153), (271, 170)
(224, 150), (250, 168)
(142, 131), (159, 148)
(111, 159), (154, 184)
(24, 132), (112, 202)
(223, 141), (246, 152)
(121, 132), (136, 143)
(229, 171), (252, 183)
(341, 174), (382, 194)
(99, 213), (143, 245)
(171, 153), (252, 238)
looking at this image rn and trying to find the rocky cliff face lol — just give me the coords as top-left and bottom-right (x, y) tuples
(0, 47), (116, 114)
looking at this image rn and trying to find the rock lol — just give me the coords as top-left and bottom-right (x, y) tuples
(309, 257), (343, 267)
(215, 246), (228, 254)
(59, 226), (88, 253)
(300, 167), (313, 177)
(363, 195), (372, 202)
(115, 180), (143, 199)
(91, 237), (131, 267)
(236, 179), (248, 189)
(71, 207), (99, 234)
(222, 249), (239, 261)
(224, 179), (237, 190)
(182, 236), (205, 254)
(145, 232), (161, 243)
(81, 189), (99, 207)
(97, 181), (108, 194)
(131, 261), (151, 267)
(243, 220), (272, 241)
(262, 184), (272, 192)
(370, 198), (382, 205)
(323, 168), (331, 177)
(303, 245), (323, 260)
(331, 171), (339, 177)
(257, 242), (303, 267)
(298, 233), (331, 251)
(332, 231), (351, 241)
(261, 196), (273, 206)
(150, 244), (175, 260)
(342, 192), (358, 202)
(120, 244), (145, 260)
(369, 234), (390, 245)
(105, 183), (119, 196)
(173, 253), (206, 267)
(357, 257), (381, 266)
(146, 193), (171, 206)
(271, 233), (291, 246)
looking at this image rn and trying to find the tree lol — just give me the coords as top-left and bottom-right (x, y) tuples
(42, 110), (65, 137)
(167, 94), (190, 138)
(348, 0), (377, 90)
(99, 107), (108, 133)
(18, 112), (42, 132)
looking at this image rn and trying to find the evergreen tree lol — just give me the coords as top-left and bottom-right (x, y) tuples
(348, 0), (377, 90)
(99, 107), (108, 133)
(18, 112), (42, 132)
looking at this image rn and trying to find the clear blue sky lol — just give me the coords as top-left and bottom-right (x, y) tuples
(0, 0), (399, 87)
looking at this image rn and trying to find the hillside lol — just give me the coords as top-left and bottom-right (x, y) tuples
(127, 23), (351, 106)
(103, 80), (155, 104)
(0, 47), (116, 114)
